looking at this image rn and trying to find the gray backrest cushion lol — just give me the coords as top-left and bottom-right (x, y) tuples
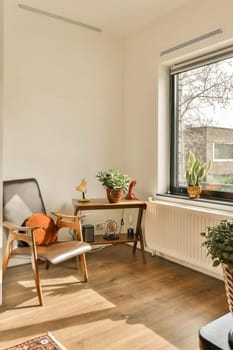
(3, 178), (46, 225)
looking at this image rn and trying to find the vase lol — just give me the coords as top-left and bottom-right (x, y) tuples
(106, 188), (123, 203)
(187, 185), (202, 199)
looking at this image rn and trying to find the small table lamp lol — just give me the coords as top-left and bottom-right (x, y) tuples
(75, 178), (90, 202)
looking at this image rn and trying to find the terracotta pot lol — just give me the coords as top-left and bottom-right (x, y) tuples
(106, 188), (123, 203)
(187, 185), (202, 199)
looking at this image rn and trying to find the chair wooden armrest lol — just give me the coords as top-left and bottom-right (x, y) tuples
(51, 212), (85, 220)
(50, 212), (84, 241)
(3, 221), (41, 232)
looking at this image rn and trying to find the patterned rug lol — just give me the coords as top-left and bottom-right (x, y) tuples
(5, 332), (67, 350)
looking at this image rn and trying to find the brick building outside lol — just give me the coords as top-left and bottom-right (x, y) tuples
(184, 126), (233, 187)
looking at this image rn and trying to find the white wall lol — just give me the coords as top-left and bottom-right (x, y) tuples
(0, 0), (3, 306)
(5, 0), (233, 213)
(3, 0), (124, 214)
(124, 0), (233, 200)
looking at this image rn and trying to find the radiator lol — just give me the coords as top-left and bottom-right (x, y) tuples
(144, 201), (233, 279)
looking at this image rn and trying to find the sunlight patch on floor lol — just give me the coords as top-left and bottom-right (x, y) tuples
(55, 318), (180, 350)
(1, 289), (116, 324)
(18, 275), (79, 288)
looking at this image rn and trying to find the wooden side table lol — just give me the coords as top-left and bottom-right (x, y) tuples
(72, 198), (147, 264)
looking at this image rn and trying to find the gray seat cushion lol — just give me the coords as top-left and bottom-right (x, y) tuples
(13, 241), (91, 264)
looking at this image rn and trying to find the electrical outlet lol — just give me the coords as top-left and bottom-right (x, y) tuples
(96, 223), (104, 230)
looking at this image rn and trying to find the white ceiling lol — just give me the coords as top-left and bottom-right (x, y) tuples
(19, 0), (193, 35)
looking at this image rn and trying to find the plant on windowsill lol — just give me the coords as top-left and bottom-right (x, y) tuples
(200, 220), (233, 347)
(96, 168), (131, 203)
(185, 152), (211, 199)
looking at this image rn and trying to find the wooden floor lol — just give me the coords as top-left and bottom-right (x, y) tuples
(0, 245), (228, 350)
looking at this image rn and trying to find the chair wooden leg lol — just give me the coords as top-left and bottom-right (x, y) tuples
(2, 235), (14, 280)
(2, 225), (44, 306)
(2, 244), (11, 280)
(30, 250), (44, 306)
(31, 260), (44, 305)
(79, 254), (88, 282)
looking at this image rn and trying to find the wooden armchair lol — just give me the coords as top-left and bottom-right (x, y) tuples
(2, 178), (91, 306)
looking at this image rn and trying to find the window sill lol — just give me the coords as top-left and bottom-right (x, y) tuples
(154, 193), (233, 215)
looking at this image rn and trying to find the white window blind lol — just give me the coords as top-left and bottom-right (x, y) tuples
(171, 45), (233, 75)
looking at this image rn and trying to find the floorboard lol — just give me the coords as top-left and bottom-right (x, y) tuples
(0, 244), (228, 349)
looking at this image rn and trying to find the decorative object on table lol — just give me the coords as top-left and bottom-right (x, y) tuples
(185, 151), (211, 199)
(127, 214), (134, 237)
(127, 227), (134, 237)
(75, 178), (90, 202)
(82, 224), (94, 242)
(96, 168), (131, 203)
(103, 219), (119, 240)
(6, 332), (67, 350)
(125, 180), (137, 199)
(201, 220), (233, 349)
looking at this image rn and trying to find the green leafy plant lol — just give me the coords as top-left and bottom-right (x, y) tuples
(96, 168), (131, 193)
(186, 152), (211, 186)
(201, 220), (233, 270)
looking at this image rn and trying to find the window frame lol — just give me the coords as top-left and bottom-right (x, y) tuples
(169, 47), (233, 202)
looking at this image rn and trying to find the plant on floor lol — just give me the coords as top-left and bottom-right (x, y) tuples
(201, 220), (233, 270)
(201, 219), (233, 345)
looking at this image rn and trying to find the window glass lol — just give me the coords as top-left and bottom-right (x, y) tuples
(213, 143), (233, 161)
(171, 55), (233, 199)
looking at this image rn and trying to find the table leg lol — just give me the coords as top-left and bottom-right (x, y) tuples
(134, 207), (147, 264)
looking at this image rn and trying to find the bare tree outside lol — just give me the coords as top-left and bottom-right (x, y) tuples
(176, 57), (233, 189)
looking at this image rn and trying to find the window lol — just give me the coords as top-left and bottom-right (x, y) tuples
(170, 47), (233, 200)
(213, 143), (233, 161)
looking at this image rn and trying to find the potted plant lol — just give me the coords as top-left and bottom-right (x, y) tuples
(185, 152), (211, 198)
(201, 220), (233, 346)
(96, 168), (131, 203)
